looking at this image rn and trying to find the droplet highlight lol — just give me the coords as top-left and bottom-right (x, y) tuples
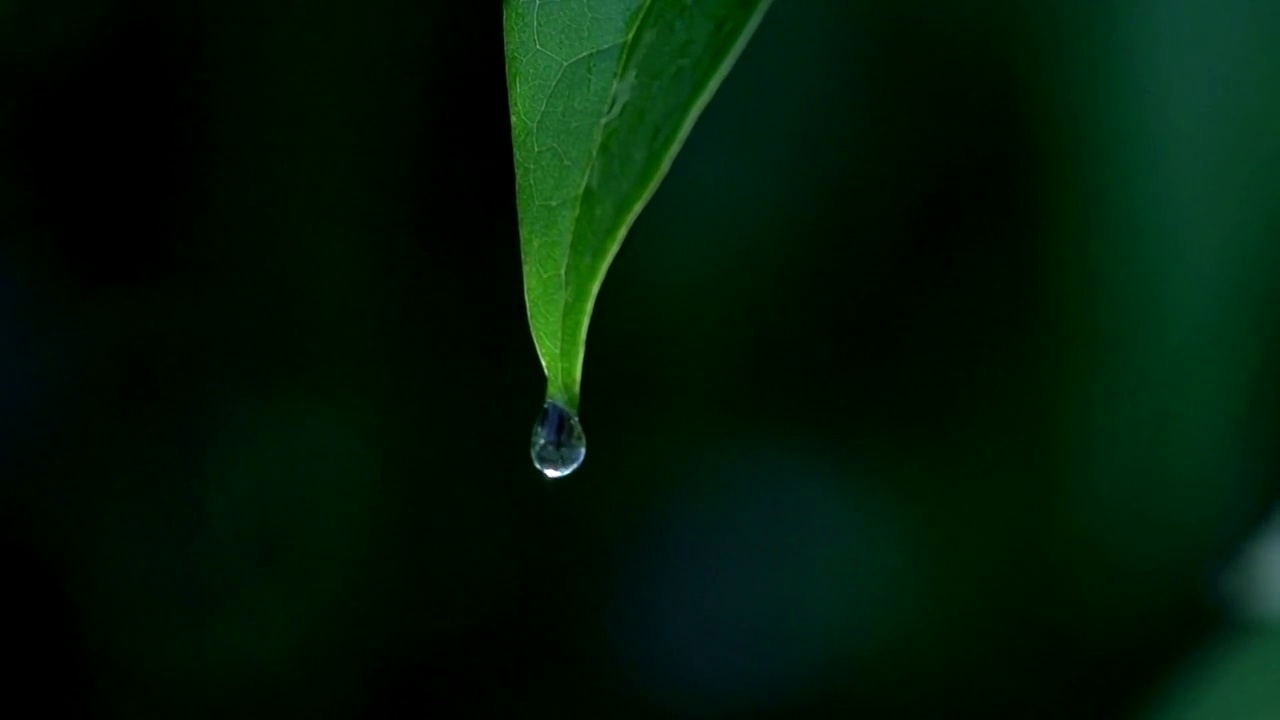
(530, 401), (586, 479)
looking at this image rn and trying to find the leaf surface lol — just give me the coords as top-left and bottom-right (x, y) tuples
(504, 0), (772, 410)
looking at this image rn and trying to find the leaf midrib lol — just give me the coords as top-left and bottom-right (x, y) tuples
(553, 0), (657, 405)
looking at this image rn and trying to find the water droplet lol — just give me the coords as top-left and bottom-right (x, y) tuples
(530, 401), (586, 479)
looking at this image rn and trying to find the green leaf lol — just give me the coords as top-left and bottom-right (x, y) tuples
(503, 0), (772, 411)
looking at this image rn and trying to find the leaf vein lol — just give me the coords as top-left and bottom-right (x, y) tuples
(553, 0), (658, 394)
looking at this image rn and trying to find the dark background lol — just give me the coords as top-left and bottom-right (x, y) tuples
(2, 0), (1279, 717)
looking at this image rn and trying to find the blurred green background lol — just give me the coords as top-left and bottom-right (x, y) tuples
(2, 0), (1279, 717)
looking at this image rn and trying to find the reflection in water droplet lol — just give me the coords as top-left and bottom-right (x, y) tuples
(530, 401), (586, 479)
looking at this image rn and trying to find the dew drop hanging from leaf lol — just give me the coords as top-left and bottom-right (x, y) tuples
(530, 401), (586, 479)
(502, 0), (773, 478)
